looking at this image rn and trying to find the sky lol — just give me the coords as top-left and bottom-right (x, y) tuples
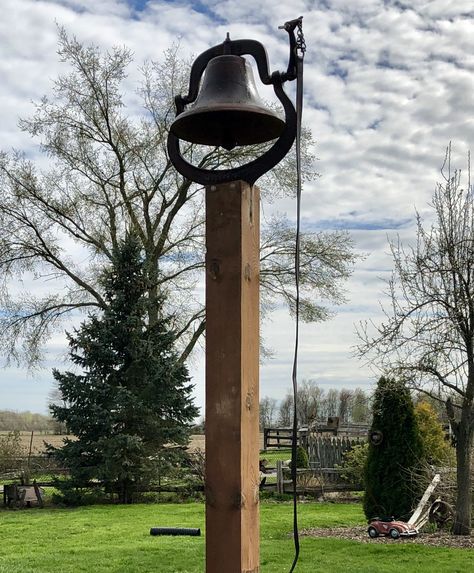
(0, 0), (473, 416)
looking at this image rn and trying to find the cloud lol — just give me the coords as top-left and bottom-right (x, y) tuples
(305, 215), (412, 231)
(0, 0), (472, 415)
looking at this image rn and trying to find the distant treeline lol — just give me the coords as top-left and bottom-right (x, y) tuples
(260, 382), (373, 431)
(0, 410), (56, 432)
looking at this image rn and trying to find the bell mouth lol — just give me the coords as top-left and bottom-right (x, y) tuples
(171, 105), (285, 150)
(170, 54), (286, 150)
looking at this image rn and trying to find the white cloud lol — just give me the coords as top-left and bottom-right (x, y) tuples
(0, 0), (473, 415)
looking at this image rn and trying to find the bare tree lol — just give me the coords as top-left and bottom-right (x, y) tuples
(278, 394), (293, 427)
(357, 146), (474, 535)
(0, 29), (357, 367)
(47, 382), (68, 434)
(277, 380), (325, 428)
(259, 396), (277, 431)
(351, 387), (371, 423)
(322, 388), (339, 419)
(337, 388), (353, 423)
(296, 380), (325, 427)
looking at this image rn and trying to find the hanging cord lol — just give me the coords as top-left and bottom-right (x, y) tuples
(288, 18), (306, 573)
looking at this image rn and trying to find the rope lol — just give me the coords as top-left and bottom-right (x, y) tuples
(289, 19), (305, 573)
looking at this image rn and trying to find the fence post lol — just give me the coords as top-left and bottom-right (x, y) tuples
(276, 460), (284, 495)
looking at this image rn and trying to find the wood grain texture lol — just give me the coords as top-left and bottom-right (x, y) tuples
(205, 181), (260, 573)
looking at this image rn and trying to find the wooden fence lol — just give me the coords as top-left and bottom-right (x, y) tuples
(0, 455), (66, 479)
(263, 428), (295, 450)
(264, 424), (369, 451)
(307, 436), (364, 468)
(259, 461), (362, 495)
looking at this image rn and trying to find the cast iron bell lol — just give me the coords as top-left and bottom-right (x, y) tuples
(167, 21), (303, 185)
(170, 55), (285, 151)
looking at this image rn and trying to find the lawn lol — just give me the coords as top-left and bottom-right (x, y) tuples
(0, 502), (472, 573)
(260, 448), (292, 465)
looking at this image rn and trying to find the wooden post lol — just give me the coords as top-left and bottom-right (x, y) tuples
(408, 473), (441, 527)
(205, 181), (260, 573)
(276, 460), (284, 495)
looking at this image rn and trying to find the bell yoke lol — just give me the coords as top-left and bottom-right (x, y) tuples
(167, 18), (303, 186)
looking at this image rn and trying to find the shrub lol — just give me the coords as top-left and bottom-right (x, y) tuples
(414, 401), (454, 465)
(363, 376), (423, 521)
(339, 442), (369, 486)
(289, 445), (309, 469)
(51, 481), (107, 506)
(0, 431), (26, 476)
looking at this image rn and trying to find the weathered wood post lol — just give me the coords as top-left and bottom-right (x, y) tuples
(206, 181), (260, 573)
(276, 460), (284, 495)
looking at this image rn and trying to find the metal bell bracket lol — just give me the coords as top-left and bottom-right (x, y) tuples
(167, 17), (304, 186)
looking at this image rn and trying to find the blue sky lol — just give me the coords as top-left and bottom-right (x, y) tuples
(0, 0), (473, 415)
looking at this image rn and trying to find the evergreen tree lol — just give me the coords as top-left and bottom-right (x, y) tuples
(50, 235), (198, 503)
(363, 376), (423, 521)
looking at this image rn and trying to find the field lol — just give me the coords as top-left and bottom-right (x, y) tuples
(0, 432), (72, 455)
(1, 432), (208, 455)
(8, 433), (269, 455)
(0, 502), (472, 573)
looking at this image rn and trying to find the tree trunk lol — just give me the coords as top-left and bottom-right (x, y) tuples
(452, 414), (473, 535)
(117, 478), (130, 504)
(146, 257), (160, 327)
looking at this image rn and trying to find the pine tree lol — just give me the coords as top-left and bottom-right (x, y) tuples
(363, 376), (423, 521)
(50, 234), (198, 503)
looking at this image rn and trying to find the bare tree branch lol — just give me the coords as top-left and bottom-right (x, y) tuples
(356, 145), (474, 534)
(0, 30), (356, 367)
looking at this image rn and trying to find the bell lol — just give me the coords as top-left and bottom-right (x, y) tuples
(170, 55), (285, 151)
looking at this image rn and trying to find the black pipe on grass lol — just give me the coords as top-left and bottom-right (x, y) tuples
(150, 527), (201, 536)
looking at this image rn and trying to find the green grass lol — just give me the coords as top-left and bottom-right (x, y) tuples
(260, 448), (292, 464)
(0, 502), (472, 572)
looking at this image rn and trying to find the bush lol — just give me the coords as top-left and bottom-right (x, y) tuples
(0, 431), (26, 477)
(339, 442), (369, 486)
(363, 376), (423, 521)
(414, 401), (454, 465)
(51, 481), (107, 506)
(289, 446), (309, 470)
(297, 446), (309, 468)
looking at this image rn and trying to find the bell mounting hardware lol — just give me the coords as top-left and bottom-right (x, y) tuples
(167, 17), (304, 186)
